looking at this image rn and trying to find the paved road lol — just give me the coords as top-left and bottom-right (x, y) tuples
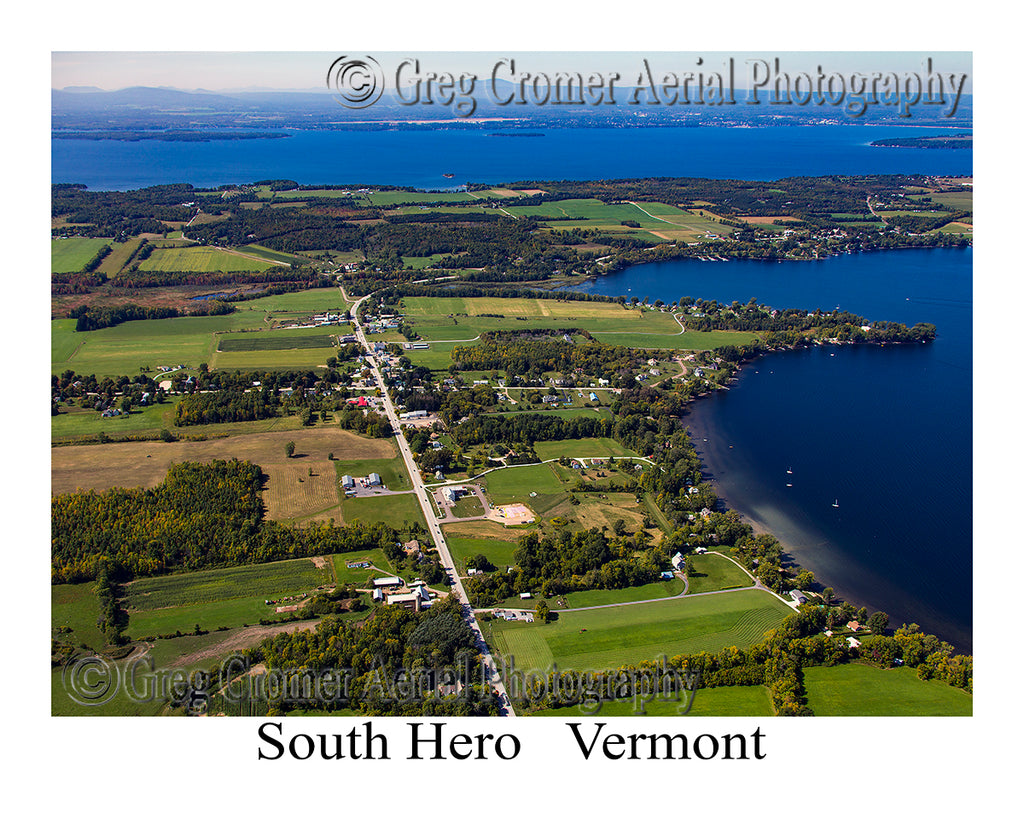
(350, 292), (516, 715)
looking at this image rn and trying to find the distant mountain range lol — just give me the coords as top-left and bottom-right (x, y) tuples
(51, 84), (973, 130)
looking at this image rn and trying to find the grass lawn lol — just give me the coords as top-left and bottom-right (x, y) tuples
(332, 549), (395, 585)
(533, 437), (638, 460)
(488, 588), (792, 673)
(559, 578), (685, 609)
(450, 495), (485, 517)
(481, 462), (565, 504)
(52, 397), (179, 441)
(686, 552), (755, 594)
(447, 536), (519, 572)
(528, 684), (773, 717)
(803, 663), (972, 716)
(342, 493), (427, 530)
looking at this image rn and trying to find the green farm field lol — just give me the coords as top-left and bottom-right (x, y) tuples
(529, 684), (774, 717)
(487, 588), (792, 673)
(210, 347), (336, 371)
(559, 578), (685, 609)
(480, 462), (566, 507)
(52, 398), (178, 441)
(216, 332), (337, 352)
(52, 311), (265, 376)
(52, 582), (106, 651)
(532, 437), (638, 460)
(124, 558), (332, 612)
(139, 244), (276, 272)
(238, 244), (309, 265)
(341, 493), (427, 530)
(502, 198), (730, 241)
(446, 536), (520, 572)
(241, 287), (351, 314)
(124, 558), (333, 637)
(802, 664), (972, 716)
(51, 237), (111, 273)
(52, 295), (351, 376)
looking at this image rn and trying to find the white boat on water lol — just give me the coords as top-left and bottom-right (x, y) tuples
(832, 499), (840, 508)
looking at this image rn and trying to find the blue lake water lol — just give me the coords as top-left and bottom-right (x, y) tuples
(51, 125), (971, 190)
(572, 247), (972, 652)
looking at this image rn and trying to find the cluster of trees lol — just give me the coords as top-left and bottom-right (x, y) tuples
(679, 296), (937, 343)
(111, 267), (316, 289)
(463, 528), (668, 605)
(69, 299), (233, 331)
(216, 595), (499, 716)
(95, 562), (129, 646)
(51, 271), (107, 295)
(51, 459), (404, 583)
(52, 370), (166, 412)
(505, 175), (931, 219)
(337, 406), (392, 438)
(451, 333), (642, 381)
(173, 390), (279, 426)
(52, 183), (198, 238)
(80, 244), (112, 273)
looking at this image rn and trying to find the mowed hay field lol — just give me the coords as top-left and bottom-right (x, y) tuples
(51, 237), (111, 272)
(139, 244), (276, 272)
(802, 664), (972, 716)
(51, 428), (396, 522)
(401, 296), (682, 341)
(488, 588), (792, 673)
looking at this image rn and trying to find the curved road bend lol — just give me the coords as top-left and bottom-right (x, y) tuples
(350, 294), (516, 715)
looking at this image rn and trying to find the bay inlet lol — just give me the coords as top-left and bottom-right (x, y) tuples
(570, 247), (972, 652)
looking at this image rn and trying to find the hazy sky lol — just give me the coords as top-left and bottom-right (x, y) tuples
(52, 51), (972, 92)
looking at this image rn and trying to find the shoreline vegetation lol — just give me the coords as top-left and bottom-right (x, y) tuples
(50, 174), (971, 715)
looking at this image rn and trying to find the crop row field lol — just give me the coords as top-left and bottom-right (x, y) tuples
(139, 244), (277, 272)
(488, 588), (793, 674)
